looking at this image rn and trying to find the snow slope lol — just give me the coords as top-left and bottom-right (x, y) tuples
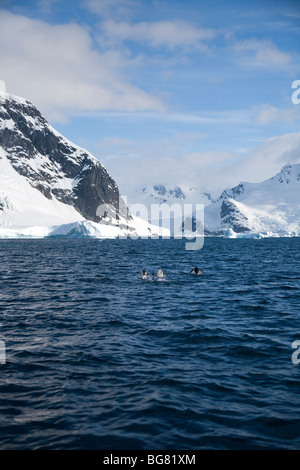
(203, 163), (300, 237)
(0, 149), (84, 227)
(0, 148), (168, 239)
(133, 184), (213, 209)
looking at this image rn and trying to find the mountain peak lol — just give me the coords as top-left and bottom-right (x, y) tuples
(273, 163), (300, 184)
(139, 184), (212, 207)
(0, 90), (124, 225)
(0, 89), (31, 108)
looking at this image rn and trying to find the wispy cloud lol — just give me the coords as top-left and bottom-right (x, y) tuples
(36, 0), (59, 14)
(73, 109), (253, 125)
(84, 0), (136, 19)
(232, 132), (300, 183)
(233, 38), (291, 68)
(255, 104), (300, 124)
(101, 19), (216, 51)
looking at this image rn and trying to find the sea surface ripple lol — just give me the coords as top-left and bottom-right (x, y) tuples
(0, 238), (299, 449)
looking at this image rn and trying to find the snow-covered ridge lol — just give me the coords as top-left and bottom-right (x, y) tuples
(136, 164), (300, 238)
(0, 90), (29, 106)
(203, 163), (300, 237)
(135, 184), (213, 208)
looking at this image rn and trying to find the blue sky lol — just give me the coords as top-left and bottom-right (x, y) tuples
(0, 0), (300, 198)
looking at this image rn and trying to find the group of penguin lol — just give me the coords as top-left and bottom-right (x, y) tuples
(140, 266), (202, 280)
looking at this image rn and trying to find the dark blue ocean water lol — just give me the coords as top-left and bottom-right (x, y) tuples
(0, 237), (300, 450)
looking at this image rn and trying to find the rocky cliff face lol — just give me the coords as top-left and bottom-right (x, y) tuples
(219, 199), (251, 233)
(0, 91), (126, 223)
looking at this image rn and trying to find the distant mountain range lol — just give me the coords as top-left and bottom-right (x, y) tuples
(0, 90), (167, 238)
(138, 184), (213, 207)
(136, 164), (300, 238)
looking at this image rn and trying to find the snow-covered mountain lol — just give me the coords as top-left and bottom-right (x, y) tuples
(135, 164), (300, 238)
(198, 163), (300, 237)
(128, 184), (212, 236)
(0, 90), (167, 238)
(135, 184), (213, 208)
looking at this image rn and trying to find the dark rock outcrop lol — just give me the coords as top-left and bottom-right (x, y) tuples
(220, 199), (250, 233)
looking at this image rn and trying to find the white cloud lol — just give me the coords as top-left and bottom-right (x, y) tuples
(36, 0), (59, 14)
(231, 132), (300, 183)
(233, 39), (291, 68)
(84, 0), (136, 19)
(256, 104), (300, 124)
(104, 150), (234, 198)
(101, 131), (300, 198)
(101, 19), (216, 50)
(0, 10), (165, 121)
(98, 132), (238, 197)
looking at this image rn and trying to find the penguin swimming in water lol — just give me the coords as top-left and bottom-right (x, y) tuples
(190, 267), (202, 275)
(141, 269), (148, 279)
(156, 268), (167, 278)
